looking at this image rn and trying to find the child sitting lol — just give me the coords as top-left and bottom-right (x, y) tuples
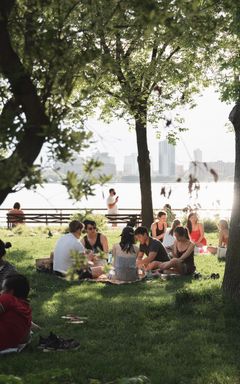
(0, 274), (32, 351)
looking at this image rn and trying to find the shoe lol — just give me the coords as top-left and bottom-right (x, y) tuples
(40, 332), (80, 352)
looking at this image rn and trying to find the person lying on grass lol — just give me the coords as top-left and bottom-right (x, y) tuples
(134, 226), (169, 271)
(0, 274), (32, 351)
(0, 240), (16, 289)
(157, 226), (196, 275)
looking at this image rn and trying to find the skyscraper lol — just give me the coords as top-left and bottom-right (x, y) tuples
(123, 153), (138, 175)
(159, 140), (175, 176)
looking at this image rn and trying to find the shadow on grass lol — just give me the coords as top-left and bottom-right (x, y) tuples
(2, 269), (240, 384)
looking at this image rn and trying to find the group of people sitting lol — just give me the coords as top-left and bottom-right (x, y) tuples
(51, 210), (229, 280)
(0, 208), (229, 352)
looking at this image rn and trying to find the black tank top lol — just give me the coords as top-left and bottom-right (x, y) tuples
(84, 233), (103, 252)
(155, 223), (165, 242)
(176, 247), (195, 274)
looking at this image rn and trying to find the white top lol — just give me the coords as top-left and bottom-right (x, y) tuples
(53, 233), (85, 274)
(112, 243), (139, 266)
(106, 195), (118, 214)
(162, 229), (175, 248)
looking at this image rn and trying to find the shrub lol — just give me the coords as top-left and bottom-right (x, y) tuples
(71, 210), (107, 231)
(203, 218), (218, 233)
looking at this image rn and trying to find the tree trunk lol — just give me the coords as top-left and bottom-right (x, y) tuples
(222, 102), (240, 299)
(0, 2), (49, 204)
(135, 108), (153, 229)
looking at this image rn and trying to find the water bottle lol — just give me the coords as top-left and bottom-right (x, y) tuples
(108, 252), (113, 264)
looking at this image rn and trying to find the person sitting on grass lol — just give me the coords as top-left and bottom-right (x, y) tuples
(162, 219), (181, 253)
(0, 274), (32, 351)
(157, 226), (195, 276)
(151, 211), (167, 242)
(207, 219), (229, 255)
(112, 226), (139, 267)
(81, 220), (109, 254)
(53, 220), (84, 276)
(0, 240), (16, 289)
(187, 212), (207, 247)
(135, 226), (169, 271)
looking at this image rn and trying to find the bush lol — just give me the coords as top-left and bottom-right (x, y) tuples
(71, 210), (107, 231)
(203, 218), (218, 233)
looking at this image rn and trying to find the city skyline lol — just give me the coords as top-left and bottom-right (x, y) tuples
(84, 88), (235, 171)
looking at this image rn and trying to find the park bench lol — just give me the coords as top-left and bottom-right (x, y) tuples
(6, 212), (142, 228)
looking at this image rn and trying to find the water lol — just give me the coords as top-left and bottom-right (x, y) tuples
(1, 182), (234, 217)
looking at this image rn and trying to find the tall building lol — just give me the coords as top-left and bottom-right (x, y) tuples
(159, 140), (175, 176)
(193, 148), (202, 162)
(123, 153), (138, 175)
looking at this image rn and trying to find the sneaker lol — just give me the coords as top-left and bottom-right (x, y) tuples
(40, 333), (80, 352)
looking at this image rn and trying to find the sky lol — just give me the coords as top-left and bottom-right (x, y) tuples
(84, 87), (235, 171)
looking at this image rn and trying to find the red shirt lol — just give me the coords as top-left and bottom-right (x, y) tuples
(0, 293), (32, 350)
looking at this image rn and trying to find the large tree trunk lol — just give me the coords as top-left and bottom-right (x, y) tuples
(135, 108), (153, 229)
(0, 1), (49, 204)
(222, 102), (240, 299)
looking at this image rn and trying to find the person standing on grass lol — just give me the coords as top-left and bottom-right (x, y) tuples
(151, 211), (167, 242)
(106, 188), (118, 227)
(158, 226), (195, 275)
(53, 220), (84, 276)
(135, 226), (169, 271)
(0, 240), (16, 289)
(0, 274), (32, 351)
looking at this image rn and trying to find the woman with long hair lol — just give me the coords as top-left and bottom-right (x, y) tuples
(162, 219), (181, 252)
(187, 212), (207, 247)
(207, 219), (229, 255)
(157, 226), (195, 275)
(112, 226), (139, 265)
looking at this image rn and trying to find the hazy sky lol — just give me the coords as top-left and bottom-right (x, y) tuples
(84, 88), (235, 171)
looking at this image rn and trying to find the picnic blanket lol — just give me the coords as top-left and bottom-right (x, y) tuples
(82, 272), (146, 285)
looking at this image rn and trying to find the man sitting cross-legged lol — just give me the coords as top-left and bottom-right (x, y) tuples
(134, 226), (169, 271)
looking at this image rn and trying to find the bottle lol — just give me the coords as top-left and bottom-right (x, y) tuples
(108, 252), (112, 264)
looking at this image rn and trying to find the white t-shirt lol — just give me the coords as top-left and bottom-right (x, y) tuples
(162, 229), (175, 249)
(106, 195), (118, 214)
(53, 233), (85, 274)
(112, 243), (139, 267)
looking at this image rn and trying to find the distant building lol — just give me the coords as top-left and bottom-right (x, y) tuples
(193, 148), (202, 163)
(123, 153), (138, 175)
(94, 152), (116, 176)
(188, 159), (234, 181)
(159, 140), (175, 176)
(175, 164), (184, 178)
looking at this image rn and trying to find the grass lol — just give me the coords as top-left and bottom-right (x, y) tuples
(0, 227), (239, 384)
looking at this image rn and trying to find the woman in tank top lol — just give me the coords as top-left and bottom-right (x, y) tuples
(207, 219), (229, 255)
(157, 226), (195, 275)
(81, 220), (109, 254)
(151, 211), (167, 242)
(187, 212), (207, 247)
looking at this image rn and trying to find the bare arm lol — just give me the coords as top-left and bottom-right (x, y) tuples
(141, 251), (157, 266)
(137, 251), (144, 260)
(171, 242), (178, 258)
(179, 243), (195, 262)
(100, 234), (109, 253)
(218, 231), (224, 247)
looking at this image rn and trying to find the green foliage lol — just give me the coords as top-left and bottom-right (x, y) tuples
(203, 218), (219, 233)
(62, 159), (112, 203)
(71, 211), (107, 232)
(0, 376), (22, 384)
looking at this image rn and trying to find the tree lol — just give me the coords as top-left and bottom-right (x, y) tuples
(214, 0), (240, 299)
(86, 0), (218, 227)
(0, 0), (101, 204)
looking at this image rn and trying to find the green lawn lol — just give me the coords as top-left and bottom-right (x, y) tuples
(0, 228), (239, 384)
